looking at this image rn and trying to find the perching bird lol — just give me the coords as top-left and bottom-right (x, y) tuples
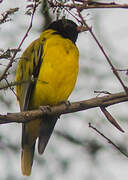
(15, 19), (80, 176)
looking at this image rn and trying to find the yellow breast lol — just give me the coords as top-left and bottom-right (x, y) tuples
(30, 34), (79, 108)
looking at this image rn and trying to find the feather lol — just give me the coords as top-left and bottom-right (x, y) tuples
(38, 116), (58, 154)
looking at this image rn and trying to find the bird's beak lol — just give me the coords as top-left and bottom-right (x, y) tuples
(77, 26), (88, 33)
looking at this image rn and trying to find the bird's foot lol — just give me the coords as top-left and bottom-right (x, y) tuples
(39, 105), (51, 114)
(59, 100), (71, 108)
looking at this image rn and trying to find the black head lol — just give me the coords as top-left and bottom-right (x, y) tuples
(46, 19), (79, 43)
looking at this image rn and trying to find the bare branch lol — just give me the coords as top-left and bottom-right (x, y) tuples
(89, 123), (128, 158)
(0, 91), (128, 124)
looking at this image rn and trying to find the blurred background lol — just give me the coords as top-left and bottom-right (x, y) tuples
(0, 0), (128, 179)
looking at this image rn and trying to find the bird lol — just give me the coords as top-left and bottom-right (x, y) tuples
(15, 18), (80, 176)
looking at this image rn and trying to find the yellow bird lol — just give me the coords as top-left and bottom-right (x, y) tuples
(15, 19), (80, 176)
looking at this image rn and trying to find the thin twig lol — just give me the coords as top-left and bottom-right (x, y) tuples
(94, 90), (111, 95)
(89, 122), (128, 158)
(0, 1), (40, 81)
(116, 69), (128, 72)
(4, 79), (17, 98)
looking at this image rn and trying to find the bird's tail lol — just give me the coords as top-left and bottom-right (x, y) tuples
(21, 116), (58, 176)
(21, 120), (41, 176)
(21, 143), (35, 176)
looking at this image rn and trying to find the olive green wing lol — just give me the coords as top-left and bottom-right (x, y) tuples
(15, 39), (43, 111)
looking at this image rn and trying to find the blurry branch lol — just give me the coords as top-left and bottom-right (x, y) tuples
(55, 130), (85, 146)
(89, 123), (128, 158)
(55, 130), (104, 155)
(0, 91), (128, 124)
(55, 129), (128, 157)
(0, 94), (12, 107)
(0, 0), (41, 81)
(0, 138), (19, 152)
(0, 8), (19, 24)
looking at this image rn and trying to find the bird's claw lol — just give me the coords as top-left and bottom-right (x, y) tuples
(39, 105), (51, 114)
(59, 100), (71, 108)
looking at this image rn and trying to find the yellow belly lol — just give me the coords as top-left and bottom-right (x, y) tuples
(30, 36), (79, 108)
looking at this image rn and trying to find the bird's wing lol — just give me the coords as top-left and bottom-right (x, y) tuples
(15, 37), (44, 111)
(22, 44), (43, 111)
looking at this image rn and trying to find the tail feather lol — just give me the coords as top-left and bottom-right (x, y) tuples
(21, 116), (58, 176)
(21, 120), (40, 176)
(21, 143), (35, 176)
(38, 116), (58, 154)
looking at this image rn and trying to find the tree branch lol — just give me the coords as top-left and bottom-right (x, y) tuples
(0, 91), (128, 124)
(49, 1), (128, 11)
